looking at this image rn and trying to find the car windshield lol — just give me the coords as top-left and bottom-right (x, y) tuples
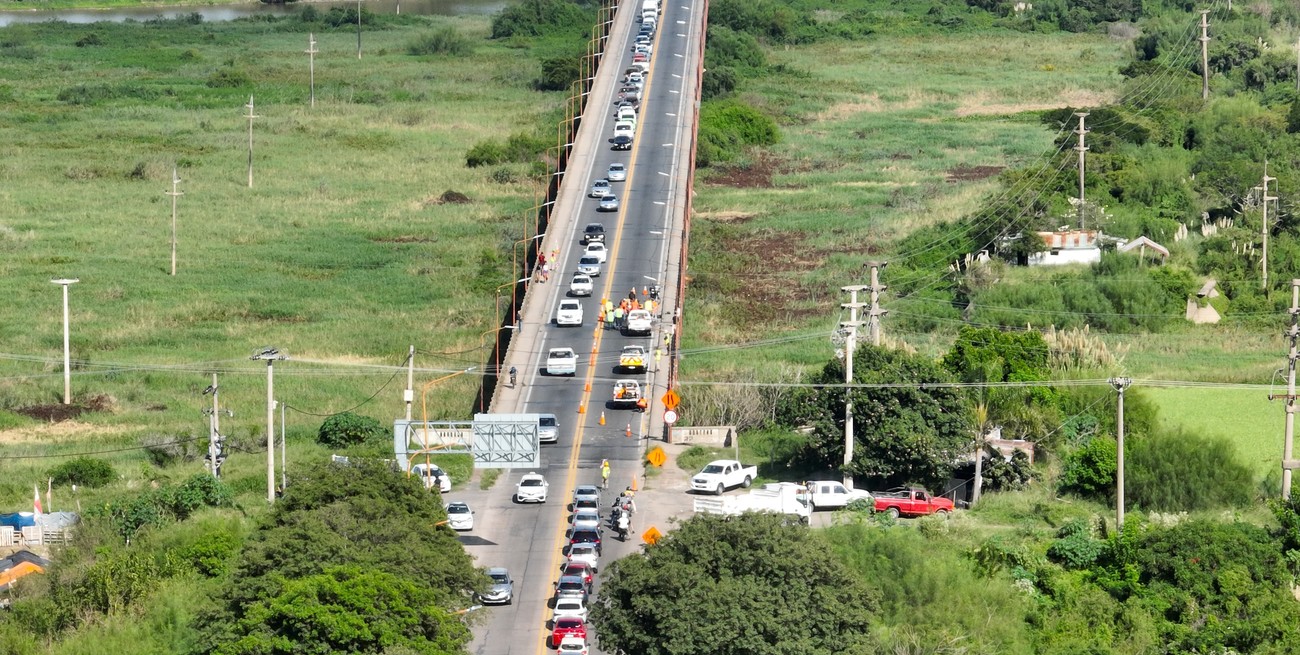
(448, 505), (469, 514)
(521, 479), (544, 487)
(580, 257), (599, 264)
(490, 573), (509, 583)
(540, 416), (558, 426)
(556, 618), (583, 629)
(702, 465), (724, 473)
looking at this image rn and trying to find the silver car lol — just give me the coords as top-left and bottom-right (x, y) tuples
(598, 194), (620, 212)
(480, 567), (514, 605)
(555, 575), (588, 600)
(577, 256), (602, 277)
(589, 178), (611, 198)
(569, 509), (601, 532)
(607, 163), (627, 182)
(573, 484), (601, 505)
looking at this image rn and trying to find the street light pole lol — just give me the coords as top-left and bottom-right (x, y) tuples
(50, 279), (79, 405)
(251, 348), (288, 503)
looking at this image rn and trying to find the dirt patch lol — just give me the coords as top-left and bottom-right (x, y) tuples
(15, 404), (85, 422)
(707, 154), (779, 188)
(0, 420), (132, 445)
(695, 211), (758, 224)
(954, 89), (1116, 117)
(946, 165), (1005, 183)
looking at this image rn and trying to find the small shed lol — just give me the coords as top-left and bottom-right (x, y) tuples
(1028, 230), (1101, 266)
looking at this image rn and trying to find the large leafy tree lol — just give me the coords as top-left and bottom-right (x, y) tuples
(780, 345), (969, 490)
(590, 513), (878, 655)
(193, 461), (483, 654)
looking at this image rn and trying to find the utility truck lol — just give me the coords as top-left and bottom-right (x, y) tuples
(624, 309), (652, 335)
(690, 459), (757, 495)
(693, 482), (811, 523)
(618, 345), (646, 372)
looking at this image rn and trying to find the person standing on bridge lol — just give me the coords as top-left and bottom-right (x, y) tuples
(600, 459), (611, 489)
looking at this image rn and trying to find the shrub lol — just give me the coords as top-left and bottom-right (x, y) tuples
(406, 26), (473, 56)
(676, 445), (727, 473)
(140, 433), (198, 467)
(317, 411), (388, 448)
(696, 100), (779, 166)
(1127, 428), (1253, 512)
(47, 457), (116, 488)
(1058, 437), (1116, 501)
(206, 67), (251, 88)
(179, 531), (241, 577)
(74, 32), (104, 47)
(491, 0), (592, 39)
(466, 140), (507, 168)
(1047, 519), (1104, 569)
(535, 53), (581, 91)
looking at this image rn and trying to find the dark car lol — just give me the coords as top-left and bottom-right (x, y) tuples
(612, 135), (633, 151)
(569, 528), (602, 553)
(581, 223), (605, 245)
(555, 574), (589, 600)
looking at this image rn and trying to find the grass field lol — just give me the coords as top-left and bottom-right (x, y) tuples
(0, 14), (564, 506)
(1146, 386), (1284, 479)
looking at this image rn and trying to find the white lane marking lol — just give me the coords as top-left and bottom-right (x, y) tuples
(662, 143), (674, 147)
(666, 113), (677, 117)
(658, 171), (670, 176)
(676, 33), (685, 36)
(653, 202), (666, 206)
(677, 19), (686, 23)
(672, 74), (681, 78)
(674, 53), (683, 58)
(669, 90), (679, 94)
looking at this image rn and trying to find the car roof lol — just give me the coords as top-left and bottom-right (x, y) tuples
(549, 348), (574, 355)
(558, 575), (585, 584)
(585, 223), (604, 230)
(609, 163), (625, 169)
(555, 616), (585, 627)
(575, 484), (599, 493)
(580, 256), (600, 263)
(560, 300), (580, 307)
(487, 567), (509, 576)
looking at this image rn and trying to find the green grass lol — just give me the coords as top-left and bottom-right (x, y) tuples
(1147, 386), (1283, 479)
(0, 13), (564, 502)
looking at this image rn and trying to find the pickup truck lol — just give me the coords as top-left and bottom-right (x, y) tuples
(546, 348), (577, 376)
(623, 309), (652, 336)
(618, 345), (646, 372)
(611, 379), (641, 407)
(806, 480), (875, 511)
(693, 482), (810, 523)
(690, 459), (757, 495)
(873, 488), (954, 518)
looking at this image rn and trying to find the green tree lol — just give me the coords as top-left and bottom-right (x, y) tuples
(193, 461), (483, 654)
(780, 345), (970, 490)
(590, 513), (878, 655)
(47, 456), (116, 488)
(1059, 436), (1116, 501)
(214, 566), (470, 655)
(316, 412), (387, 448)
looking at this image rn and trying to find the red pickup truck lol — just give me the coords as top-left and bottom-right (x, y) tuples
(874, 488), (954, 518)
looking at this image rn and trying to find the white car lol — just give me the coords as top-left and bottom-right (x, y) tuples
(566, 542), (600, 572)
(569, 274), (594, 297)
(445, 501), (474, 531)
(539, 413), (559, 444)
(516, 472), (549, 503)
(556, 300), (583, 327)
(552, 597), (588, 621)
(558, 636), (589, 655)
(411, 463), (451, 493)
(584, 242), (608, 263)
(613, 120), (635, 138)
(569, 509), (601, 532)
(589, 179), (611, 198)
(577, 256), (602, 277)
(607, 163), (627, 182)
(624, 309), (652, 335)
(547, 348), (577, 376)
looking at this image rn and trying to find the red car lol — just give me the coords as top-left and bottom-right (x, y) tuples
(551, 617), (587, 648)
(562, 561), (594, 589)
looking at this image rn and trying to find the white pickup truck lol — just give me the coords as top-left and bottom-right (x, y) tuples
(690, 459), (757, 495)
(693, 482), (811, 523)
(624, 309), (652, 335)
(806, 480), (874, 510)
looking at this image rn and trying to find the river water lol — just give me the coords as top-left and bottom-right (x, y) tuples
(0, 0), (508, 27)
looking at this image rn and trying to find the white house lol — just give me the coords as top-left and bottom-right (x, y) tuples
(1028, 230), (1101, 266)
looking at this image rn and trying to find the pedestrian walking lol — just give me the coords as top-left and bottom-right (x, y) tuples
(540, 262), (550, 282)
(551, 248), (559, 263)
(604, 310), (614, 330)
(613, 306), (625, 329)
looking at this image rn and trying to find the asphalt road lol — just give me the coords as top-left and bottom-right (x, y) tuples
(460, 1), (704, 654)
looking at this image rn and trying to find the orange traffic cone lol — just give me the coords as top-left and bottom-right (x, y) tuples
(584, 382), (591, 392)
(631, 476), (638, 491)
(599, 411), (606, 426)
(625, 423), (632, 438)
(578, 403), (586, 414)
(642, 286), (648, 297)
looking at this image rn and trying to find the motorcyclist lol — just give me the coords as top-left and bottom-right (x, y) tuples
(616, 511), (630, 540)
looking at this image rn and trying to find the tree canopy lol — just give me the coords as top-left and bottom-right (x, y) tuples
(590, 513), (878, 655)
(192, 460), (483, 655)
(780, 345), (969, 490)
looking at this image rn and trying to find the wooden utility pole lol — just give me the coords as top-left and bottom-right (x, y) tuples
(1199, 10), (1211, 100)
(165, 166), (183, 276)
(1074, 112), (1089, 229)
(840, 285), (869, 490)
(867, 262), (888, 347)
(244, 95), (258, 189)
(356, 0), (363, 59)
(1110, 377), (1132, 527)
(1282, 281), (1300, 499)
(1256, 161), (1277, 292)
(251, 348), (287, 503)
(305, 33), (318, 108)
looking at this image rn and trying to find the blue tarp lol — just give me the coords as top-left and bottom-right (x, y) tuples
(0, 513), (37, 529)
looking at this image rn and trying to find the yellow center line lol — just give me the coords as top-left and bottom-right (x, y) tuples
(533, 6), (668, 653)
